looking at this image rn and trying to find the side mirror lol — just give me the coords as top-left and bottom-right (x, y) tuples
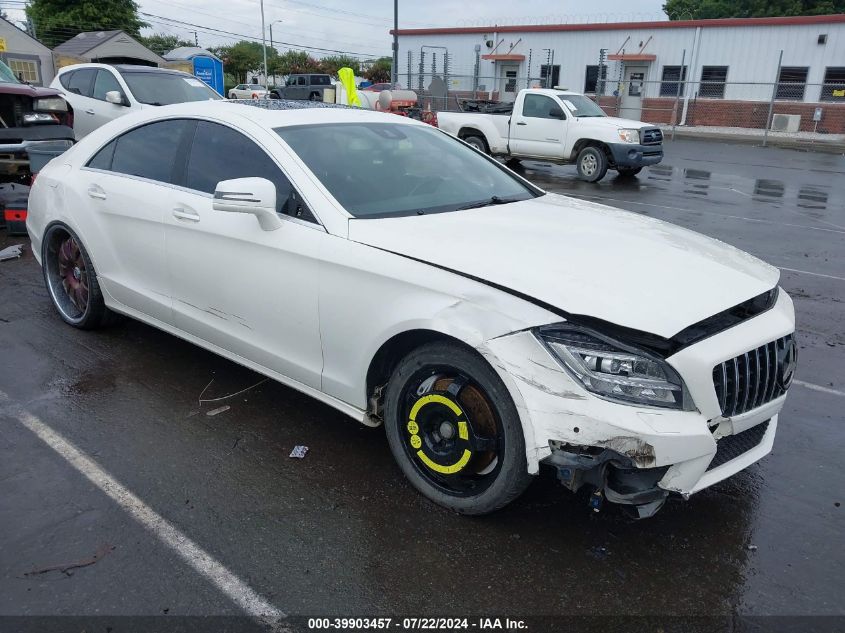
(213, 177), (282, 231)
(106, 91), (127, 106)
(549, 106), (566, 119)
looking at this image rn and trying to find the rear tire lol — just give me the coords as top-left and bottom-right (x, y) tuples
(384, 341), (533, 515)
(42, 224), (116, 329)
(576, 146), (608, 182)
(463, 135), (489, 154)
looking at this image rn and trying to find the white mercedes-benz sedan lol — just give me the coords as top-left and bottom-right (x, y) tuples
(27, 100), (796, 518)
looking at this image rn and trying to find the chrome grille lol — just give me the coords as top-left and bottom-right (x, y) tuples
(712, 334), (793, 417)
(641, 128), (663, 145)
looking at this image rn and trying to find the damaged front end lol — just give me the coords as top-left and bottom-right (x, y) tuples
(543, 441), (669, 519)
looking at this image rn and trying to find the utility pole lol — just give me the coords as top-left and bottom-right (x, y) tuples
(269, 21), (282, 88)
(191, 31), (198, 46)
(391, 0), (398, 84)
(260, 0), (268, 86)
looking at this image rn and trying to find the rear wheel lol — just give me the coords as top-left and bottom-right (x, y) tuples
(576, 146), (608, 182)
(384, 342), (533, 515)
(463, 135), (488, 154)
(42, 224), (115, 329)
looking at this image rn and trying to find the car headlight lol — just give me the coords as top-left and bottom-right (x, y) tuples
(537, 325), (692, 410)
(23, 113), (57, 124)
(34, 97), (68, 112)
(617, 128), (640, 143)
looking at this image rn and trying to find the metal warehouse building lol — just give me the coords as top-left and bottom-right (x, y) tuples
(393, 14), (845, 133)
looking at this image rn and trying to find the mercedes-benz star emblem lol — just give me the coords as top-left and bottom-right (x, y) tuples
(777, 338), (797, 390)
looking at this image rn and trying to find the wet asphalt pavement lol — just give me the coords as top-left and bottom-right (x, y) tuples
(0, 139), (843, 627)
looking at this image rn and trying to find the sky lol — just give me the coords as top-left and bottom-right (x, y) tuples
(3, 0), (668, 59)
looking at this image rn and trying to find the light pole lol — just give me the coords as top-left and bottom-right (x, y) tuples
(260, 0), (268, 87)
(269, 20), (283, 87)
(392, 0), (398, 85)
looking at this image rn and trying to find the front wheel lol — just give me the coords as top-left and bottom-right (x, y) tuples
(576, 146), (608, 182)
(229, 92), (236, 99)
(617, 166), (642, 177)
(384, 342), (533, 515)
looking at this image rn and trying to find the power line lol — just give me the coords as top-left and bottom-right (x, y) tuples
(139, 12), (388, 57)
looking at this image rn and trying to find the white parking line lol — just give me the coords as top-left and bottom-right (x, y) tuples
(0, 389), (285, 622)
(778, 267), (845, 282)
(794, 380), (845, 397)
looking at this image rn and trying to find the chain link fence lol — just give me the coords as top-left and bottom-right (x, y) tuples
(399, 50), (845, 140)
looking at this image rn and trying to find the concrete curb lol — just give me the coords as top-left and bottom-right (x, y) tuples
(661, 128), (845, 154)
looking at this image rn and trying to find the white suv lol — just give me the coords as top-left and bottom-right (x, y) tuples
(228, 83), (268, 99)
(51, 63), (222, 138)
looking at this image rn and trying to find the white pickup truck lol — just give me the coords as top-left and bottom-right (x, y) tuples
(437, 88), (664, 182)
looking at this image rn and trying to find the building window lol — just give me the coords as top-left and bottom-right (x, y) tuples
(820, 67), (845, 102)
(540, 64), (560, 89)
(776, 67), (808, 101)
(7, 59), (39, 84)
(699, 65), (728, 98)
(584, 64), (607, 93)
(659, 65), (687, 97)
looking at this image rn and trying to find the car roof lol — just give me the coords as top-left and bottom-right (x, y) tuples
(57, 62), (191, 77)
(128, 99), (425, 130)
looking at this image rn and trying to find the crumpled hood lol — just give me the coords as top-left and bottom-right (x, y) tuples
(347, 193), (779, 338)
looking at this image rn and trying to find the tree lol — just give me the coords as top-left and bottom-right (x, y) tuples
(318, 55), (360, 77)
(271, 50), (323, 76)
(26, 0), (147, 48)
(663, 0), (845, 20)
(138, 33), (194, 56)
(364, 57), (392, 84)
(211, 40), (279, 83)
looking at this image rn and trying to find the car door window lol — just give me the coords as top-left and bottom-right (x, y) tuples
(185, 121), (316, 223)
(522, 94), (564, 119)
(109, 119), (192, 183)
(297, 77), (306, 86)
(67, 68), (96, 97)
(93, 69), (123, 102)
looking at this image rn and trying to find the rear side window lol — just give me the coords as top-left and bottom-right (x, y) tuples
(87, 139), (117, 170)
(109, 120), (192, 183)
(59, 70), (74, 90)
(185, 121), (315, 222)
(66, 68), (96, 97)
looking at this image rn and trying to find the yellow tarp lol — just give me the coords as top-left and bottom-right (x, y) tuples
(338, 67), (360, 107)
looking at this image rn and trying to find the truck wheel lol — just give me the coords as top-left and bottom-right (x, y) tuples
(576, 146), (608, 182)
(617, 166), (642, 177)
(463, 135), (488, 154)
(383, 341), (533, 515)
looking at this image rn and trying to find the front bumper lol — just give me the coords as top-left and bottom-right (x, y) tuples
(607, 142), (664, 167)
(479, 289), (795, 516)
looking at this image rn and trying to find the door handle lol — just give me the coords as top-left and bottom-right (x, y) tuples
(172, 207), (200, 222)
(516, 121), (527, 126)
(84, 109), (95, 115)
(87, 185), (106, 200)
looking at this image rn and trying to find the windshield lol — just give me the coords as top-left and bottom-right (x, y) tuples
(0, 60), (20, 84)
(275, 122), (539, 218)
(121, 72), (222, 105)
(556, 93), (606, 117)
